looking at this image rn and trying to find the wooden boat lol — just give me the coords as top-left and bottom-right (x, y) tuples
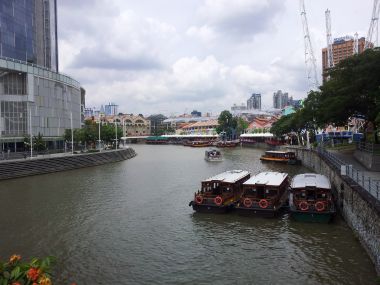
(215, 140), (239, 148)
(183, 140), (212, 147)
(240, 138), (256, 147)
(289, 173), (336, 223)
(204, 149), (223, 162)
(260, 150), (300, 164)
(189, 170), (250, 213)
(236, 172), (289, 217)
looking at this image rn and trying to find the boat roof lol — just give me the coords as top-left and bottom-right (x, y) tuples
(291, 173), (331, 189)
(203, 170), (250, 183)
(265, 150), (293, 154)
(205, 149), (220, 153)
(243, 172), (288, 187)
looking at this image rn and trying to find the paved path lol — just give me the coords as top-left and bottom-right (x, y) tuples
(329, 149), (380, 182)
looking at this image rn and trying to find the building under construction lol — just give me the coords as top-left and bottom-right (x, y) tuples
(322, 35), (366, 81)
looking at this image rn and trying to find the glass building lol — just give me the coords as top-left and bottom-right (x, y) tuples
(0, 0), (83, 152)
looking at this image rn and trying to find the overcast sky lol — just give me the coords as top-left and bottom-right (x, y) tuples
(57, 0), (374, 116)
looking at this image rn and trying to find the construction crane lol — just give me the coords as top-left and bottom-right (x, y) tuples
(325, 9), (334, 68)
(365, 0), (380, 49)
(300, 0), (319, 89)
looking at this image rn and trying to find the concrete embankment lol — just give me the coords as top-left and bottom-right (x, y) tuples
(290, 147), (380, 274)
(0, 148), (136, 180)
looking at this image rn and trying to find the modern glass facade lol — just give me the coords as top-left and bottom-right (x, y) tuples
(0, 1), (83, 150)
(0, 58), (81, 140)
(0, 0), (58, 72)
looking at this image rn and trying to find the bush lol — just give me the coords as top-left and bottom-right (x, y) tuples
(0, 255), (56, 284)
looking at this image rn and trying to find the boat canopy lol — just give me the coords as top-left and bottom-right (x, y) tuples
(291, 173), (331, 189)
(203, 170), (250, 183)
(243, 172), (288, 187)
(265, 151), (293, 154)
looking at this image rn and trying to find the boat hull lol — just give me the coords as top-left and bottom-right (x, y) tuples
(235, 207), (283, 218)
(191, 202), (232, 213)
(290, 210), (335, 223)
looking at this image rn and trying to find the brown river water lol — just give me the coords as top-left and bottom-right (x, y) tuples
(0, 145), (377, 284)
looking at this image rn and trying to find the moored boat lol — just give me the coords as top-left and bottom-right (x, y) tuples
(204, 149), (223, 162)
(189, 170), (250, 213)
(260, 150), (300, 164)
(289, 173), (336, 223)
(214, 140), (240, 148)
(236, 172), (289, 217)
(183, 140), (212, 147)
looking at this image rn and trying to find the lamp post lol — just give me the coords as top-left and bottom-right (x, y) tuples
(115, 120), (118, 149)
(70, 112), (73, 154)
(29, 105), (33, 158)
(98, 117), (101, 151)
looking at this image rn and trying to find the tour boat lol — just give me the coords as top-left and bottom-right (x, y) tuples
(235, 172), (289, 217)
(289, 173), (336, 223)
(189, 170), (250, 213)
(183, 140), (212, 147)
(214, 140), (240, 148)
(204, 149), (223, 162)
(260, 150), (300, 164)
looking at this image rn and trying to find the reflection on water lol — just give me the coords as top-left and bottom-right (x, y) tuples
(0, 145), (376, 284)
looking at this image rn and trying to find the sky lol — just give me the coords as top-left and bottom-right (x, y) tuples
(57, 0), (374, 117)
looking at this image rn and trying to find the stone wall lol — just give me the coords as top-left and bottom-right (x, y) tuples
(0, 148), (136, 180)
(290, 147), (380, 274)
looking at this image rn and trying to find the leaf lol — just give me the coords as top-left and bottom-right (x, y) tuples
(11, 266), (21, 280)
(3, 271), (10, 279)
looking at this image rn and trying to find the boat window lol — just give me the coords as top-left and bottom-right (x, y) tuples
(316, 192), (327, 199)
(257, 186), (265, 199)
(307, 190), (315, 200)
(266, 189), (278, 197)
(245, 188), (256, 196)
(222, 187), (231, 193)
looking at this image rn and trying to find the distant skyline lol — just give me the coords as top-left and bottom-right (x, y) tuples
(58, 0), (374, 116)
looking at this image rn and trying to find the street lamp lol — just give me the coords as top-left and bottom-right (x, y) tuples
(115, 120), (118, 149)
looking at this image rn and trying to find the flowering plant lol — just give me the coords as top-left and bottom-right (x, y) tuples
(0, 255), (55, 285)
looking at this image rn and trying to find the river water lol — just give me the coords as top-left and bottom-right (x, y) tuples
(0, 145), (377, 284)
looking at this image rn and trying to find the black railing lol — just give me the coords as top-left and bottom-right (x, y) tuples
(316, 147), (380, 201)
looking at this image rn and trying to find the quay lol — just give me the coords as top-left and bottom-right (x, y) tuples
(290, 146), (380, 274)
(0, 148), (136, 180)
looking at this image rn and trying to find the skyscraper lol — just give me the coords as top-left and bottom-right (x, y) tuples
(273, 90), (289, 109)
(0, 0), (58, 72)
(247, 93), (261, 110)
(0, 0), (83, 151)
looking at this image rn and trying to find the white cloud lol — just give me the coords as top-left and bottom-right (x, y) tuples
(56, 0), (374, 116)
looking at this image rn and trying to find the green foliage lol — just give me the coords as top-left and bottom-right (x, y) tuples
(23, 133), (46, 151)
(271, 48), (380, 143)
(63, 121), (123, 147)
(216, 110), (237, 139)
(319, 48), (380, 128)
(236, 117), (249, 135)
(0, 255), (55, 284)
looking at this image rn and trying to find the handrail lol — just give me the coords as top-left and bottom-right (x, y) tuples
(316, 147), (380, 201)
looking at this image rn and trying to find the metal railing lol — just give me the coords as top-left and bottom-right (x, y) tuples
(356, 142), (380, 154)
(316, 147), (380, 201)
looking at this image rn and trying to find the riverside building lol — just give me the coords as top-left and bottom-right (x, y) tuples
(0, 0), (84, 151)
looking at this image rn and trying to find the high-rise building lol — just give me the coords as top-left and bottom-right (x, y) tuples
(0, 0), (59, 72)
(273, 90), (288, 109)
(105, 103), (118, 116)
(247, 93), (261, 110)
(322, 35), (366, 81)
(0, 1), (83, 151)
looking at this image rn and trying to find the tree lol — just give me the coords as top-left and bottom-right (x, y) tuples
(317, 48), (380, 141)
(236, 117), (249, 135)
(216, 110), (237, 139)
